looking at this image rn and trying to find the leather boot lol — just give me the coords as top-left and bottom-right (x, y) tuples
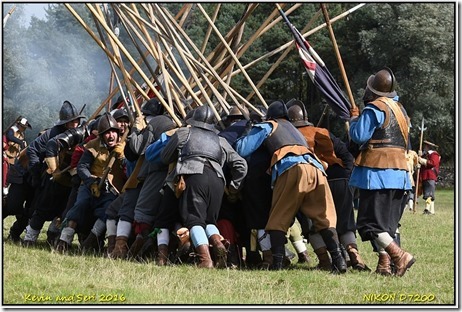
(209, 234), (228, 269)
(80, 232), (100, 254)
(329, 248), (348, 274)
(259, 250), (273, 270)
(314, 247), (332, 271)
(8, 219), (27, 244)
(227, 244), (241, 269)
(195, 244), (213, 268)
(270, 244), (285, 270)
(245, 250), (262, 269)
(128, 230), (150, 260)
(376, 252), (392, 276)
(110, 236), (129, 259)
(55, 240), (70, 253)
(319, 228), (347, 273)
(46, 230), (60, 248)
(297, 250), (311, 264)
(156, 244), (169, 266)
(106, 235), (116, 256)
(385, 241), (416, 277)
(346, 244), (370, 271)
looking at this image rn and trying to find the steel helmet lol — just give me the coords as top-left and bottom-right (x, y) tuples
(366, 67), (397, 98)
(141, 98), (164, 116)
(97, 112), (120, 135)
(288, 105), (312, 127)
(227, 106), (249, 120)
(249, 105), (267, 123)
(266, 100), (288, 120)
(112, 108), (129, 121)
(56, 101), (86, 125)
(186, 105), (217, 131)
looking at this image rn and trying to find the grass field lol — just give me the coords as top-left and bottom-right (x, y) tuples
(2, 188), (456, 306)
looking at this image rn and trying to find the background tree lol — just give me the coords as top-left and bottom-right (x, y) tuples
(2, 3), (455, 164)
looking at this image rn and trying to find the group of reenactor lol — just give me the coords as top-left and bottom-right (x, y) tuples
(2, 68), (441, 277)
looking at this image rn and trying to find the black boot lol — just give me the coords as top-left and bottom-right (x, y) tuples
(80, 232), (101, 254)
(269, 230), (287, 270)
(245, 250), (262, 269)
(8, 218), (28, 243)
(320, 228), (347, 274)
(227, 244), (241, 269)
(270, 244), (285, 270)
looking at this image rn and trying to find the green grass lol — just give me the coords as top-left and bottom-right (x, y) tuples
(3, 189), (456, 306)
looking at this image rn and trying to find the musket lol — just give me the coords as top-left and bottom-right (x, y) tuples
(3, 5), (16, 28)
(413, 117), (426, 213)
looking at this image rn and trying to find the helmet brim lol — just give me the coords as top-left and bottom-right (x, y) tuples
(186, 119), (218, 133)
(292, 120), (312, 127)
(55, 114), (86, 126)
(366, 75), (397, 98)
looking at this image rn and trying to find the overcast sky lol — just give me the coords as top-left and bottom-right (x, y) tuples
(19, 3), (48, 25)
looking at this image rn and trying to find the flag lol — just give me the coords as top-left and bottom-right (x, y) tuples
(277, 6), (352, 120)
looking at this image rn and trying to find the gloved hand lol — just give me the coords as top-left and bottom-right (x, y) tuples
(416, 163), (421, 169)
(134, 116), (145, 131)
(45, 156), (58, 174)
(90, 182), (101, 198)
(112, 143), (125, 160)
(418, 156), (428, 166)
(225, 186), (240, 203)
(350, 106), (360, 118)
(20, 140), (27, 149)
(418, 150), (422, 157)
(52, 170), (62, 181)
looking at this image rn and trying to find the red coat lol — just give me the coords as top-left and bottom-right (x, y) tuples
(420, 150), (441, 181)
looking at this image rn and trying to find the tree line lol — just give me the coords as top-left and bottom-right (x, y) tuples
(2, 3), (455, 164)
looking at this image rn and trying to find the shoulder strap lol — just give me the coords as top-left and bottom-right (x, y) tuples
(378, 97), (409, 147)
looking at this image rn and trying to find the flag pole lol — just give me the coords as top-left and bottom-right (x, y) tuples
(320, 4), (356, 110)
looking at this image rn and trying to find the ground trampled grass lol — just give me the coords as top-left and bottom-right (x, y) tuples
(2, 188), (456, 306)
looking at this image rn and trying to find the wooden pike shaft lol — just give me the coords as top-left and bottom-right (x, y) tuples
(94, 4), (140, 118)
(150, 4), (229, 112)
(120, 4), (204, 113)
(111, 4), (161, 94)
(232, 3), (366, 78)
(155, 4), (262, 117)
(155, 8), (224, 128)
(320, 3), (356, 109)
(85, 4), (182, 127)
(65, 3), (151, 114)
(247, 7), (321, 101)
(200, 4), (221, 54)
(413, 118), (425, 213)
(196, 4), (267, 108)
(206, 4), (258, 67)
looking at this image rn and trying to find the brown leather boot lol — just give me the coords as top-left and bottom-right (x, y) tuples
(110, 236), (129, 259)
(128, 233), (148, 260)
(346, 244), (370, 271)
(106, 235), (116, 256)
(297, 250), (311, 264)
(259, 250), (273, 270)
(385, 241), (416, 277)
(314, 247), (332, 271)
(80, 232), (100, 255)
(195, 244), (213, 268)
(376, 252), (392, 276)
(209, 234), (228, 269)
(226, 244), (241, 269)
(156, 244), (169, 266)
